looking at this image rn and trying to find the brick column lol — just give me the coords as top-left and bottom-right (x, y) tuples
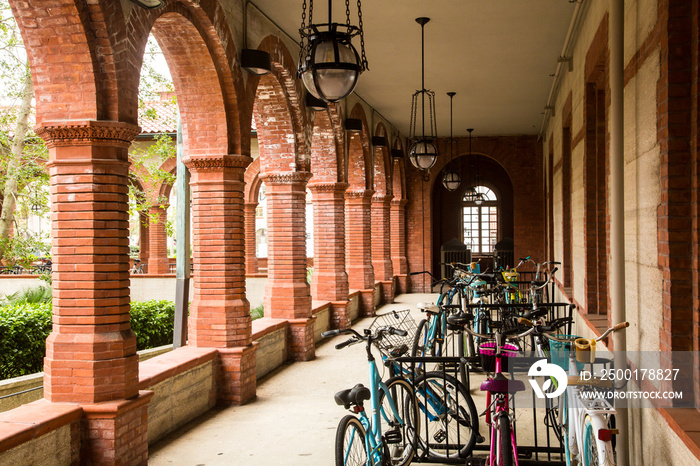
(138, 211), (149, 263)
(183, 154), (257, 405)
(147, 205), (169, 274)
(244, 202), (259, 275)
(345, 189), (376, 316)
(391, 199), (409, 293)
(263, 172), (315, 361)
(37, 120), (152, 465)
(309, 183), (350, 329)
(372, 194), (394, 304)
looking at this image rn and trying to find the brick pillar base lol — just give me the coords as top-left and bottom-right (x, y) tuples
(380, 280), (395, 304)
(360, 290), (375, 317)
(395, 274), (409, 294)
(289, 317), (316, 361)
(218, 344), (258, 405)
(81, 391), (154, 465)
(331, 301), (351, 329)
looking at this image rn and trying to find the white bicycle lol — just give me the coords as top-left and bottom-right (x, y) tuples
(521, 317), (629, 466)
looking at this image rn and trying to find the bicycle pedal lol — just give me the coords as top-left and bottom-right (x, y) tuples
(433, 429), (447, 443)
(383, 429), (402, 444)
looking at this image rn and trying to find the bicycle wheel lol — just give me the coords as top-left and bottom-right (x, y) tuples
(335, 415), (368, 466)
(496, 413), (513, 466)
(582, 415), (610, 466)
(378, 377), (418, 466)
(413, 371), (478, 459)
(412, 319), (431, 357)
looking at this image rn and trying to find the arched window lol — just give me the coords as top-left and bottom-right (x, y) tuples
(463, 186), (498, 254)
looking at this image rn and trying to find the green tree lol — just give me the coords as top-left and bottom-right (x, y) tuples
(0, 2), (50, 265)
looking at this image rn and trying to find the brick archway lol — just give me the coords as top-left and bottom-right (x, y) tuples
(248, 36), (315, 361)
(244, 158), (262, 275)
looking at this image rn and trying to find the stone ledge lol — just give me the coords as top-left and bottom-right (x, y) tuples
(139, 347), (218, 389)
(0, 399), (81, 453)
(659, 408), (700, 462)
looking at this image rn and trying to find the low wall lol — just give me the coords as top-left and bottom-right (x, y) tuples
(0, 281), (392, 464)
(0, 276), (268, 309)
(139, 348), (218, 445)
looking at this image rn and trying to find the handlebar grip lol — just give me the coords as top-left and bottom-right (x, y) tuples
(551, 267), (558, 275)
(552, 261), (561, 265)
(390, 328), (408, 337)
(517, 317), (534, 327)
(612, 321), (630, 331)
(335, 338), (355, 350)
(322, 329), (341, 338)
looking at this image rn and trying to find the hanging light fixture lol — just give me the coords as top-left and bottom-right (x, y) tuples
(297, 0), (369, 102)
(442, 92), (461, 191)
(472, 127), (484, 205)
(408, 18), (438, 171)
(464, 128), (479, 200)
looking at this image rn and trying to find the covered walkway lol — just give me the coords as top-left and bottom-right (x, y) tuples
(148, 294), (439, 465)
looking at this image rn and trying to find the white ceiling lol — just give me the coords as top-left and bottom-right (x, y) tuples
(251, 0), (577, 138)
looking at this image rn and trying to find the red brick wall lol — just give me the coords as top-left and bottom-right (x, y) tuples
(407, 135), (543, 288)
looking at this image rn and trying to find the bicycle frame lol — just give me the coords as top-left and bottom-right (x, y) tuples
(351, 357), (406, 465)
(562, 352), (616, 466)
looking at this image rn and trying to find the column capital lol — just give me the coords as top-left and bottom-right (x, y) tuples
(307, 182), (349, 193)
(345, 189), (375, 199)
(36, 120), (140, 149)
(260, 171), (313, 185)
(372, 193), (394, 204)
(182, 154), (253, 171)
(391, 198), (408, 207)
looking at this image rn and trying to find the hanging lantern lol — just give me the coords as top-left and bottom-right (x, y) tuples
(441, 92), (461, 191)
(408, 18), (438, 171)
(298, 0), (369, 102)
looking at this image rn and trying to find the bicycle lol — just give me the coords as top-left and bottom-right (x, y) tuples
(322, 325), (418, 466)
(449, 311), (536, 466)
(131, 258), (145, 274)
(368, 308), (482, 461)
(520, 317), (629, 466)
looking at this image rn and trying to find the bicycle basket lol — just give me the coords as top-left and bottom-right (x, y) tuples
(549, 334), (583, 371)
(368, 309), (417, 358)
(479, 341), (519, 372)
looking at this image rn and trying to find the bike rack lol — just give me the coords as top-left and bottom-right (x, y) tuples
(392, 302), (575, 465)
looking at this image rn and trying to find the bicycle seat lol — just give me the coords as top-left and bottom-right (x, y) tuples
(446, 313), (472, 329)
(335, 383), (371, 409)
(417, 302), (439, 314)
(480, 373), (526, 394)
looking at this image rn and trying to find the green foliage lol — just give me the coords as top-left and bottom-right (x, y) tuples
(0, 297), (267, 380)
(0, 3), (50, 230)
(251, 304), (264, 320)
(5, 284), (51, 304)
(0, 301), (52, 379)
(129, 300), (175, 350)
(0, 231), (49, 268)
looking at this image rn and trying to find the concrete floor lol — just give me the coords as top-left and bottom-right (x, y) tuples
(148, 293), (559, 465)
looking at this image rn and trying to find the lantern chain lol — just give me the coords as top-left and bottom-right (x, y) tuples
(356, 0), (368, 70)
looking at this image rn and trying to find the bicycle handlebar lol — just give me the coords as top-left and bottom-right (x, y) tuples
(517, 318), (629, 343)
(321, 325), (408, 350)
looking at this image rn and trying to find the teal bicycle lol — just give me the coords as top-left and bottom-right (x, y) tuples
(323, 325), (418, 466)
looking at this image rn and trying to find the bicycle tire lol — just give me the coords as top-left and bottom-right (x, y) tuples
(378, 377), (418, 466)
(582, 414), (611, 466)
(335, 415), (369, 466)
(413, 371), (478, 459)
(497, 413), (513, 466)
(411, 319), (431, 358)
